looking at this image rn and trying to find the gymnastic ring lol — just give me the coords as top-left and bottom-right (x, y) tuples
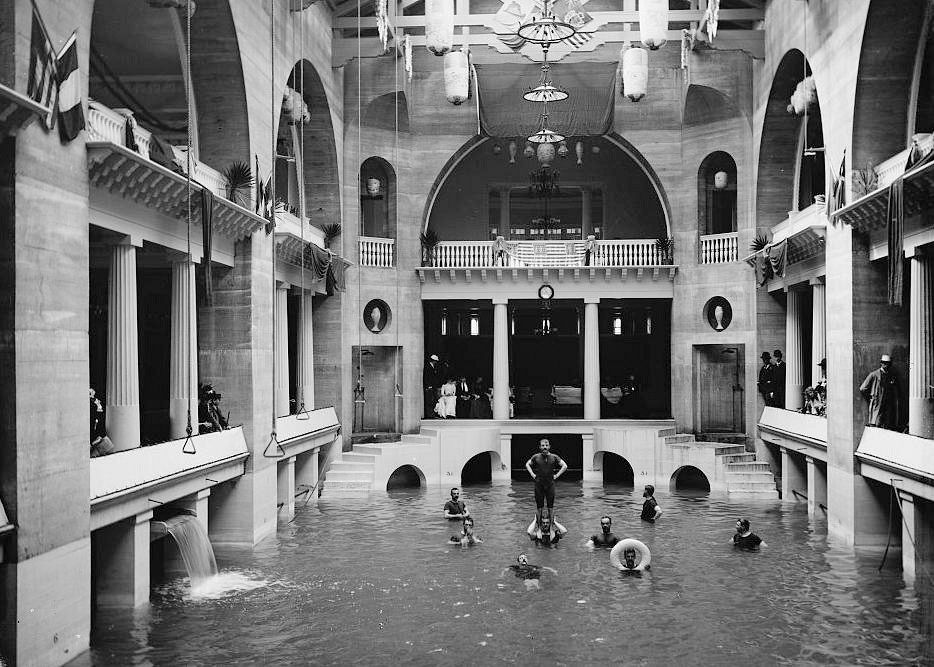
(610, 538), (651, 571)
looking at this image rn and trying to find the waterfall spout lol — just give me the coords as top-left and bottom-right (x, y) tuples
(150, 514), (218, 586)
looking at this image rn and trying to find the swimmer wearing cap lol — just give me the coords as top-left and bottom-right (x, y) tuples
(640, 485), (662, 523)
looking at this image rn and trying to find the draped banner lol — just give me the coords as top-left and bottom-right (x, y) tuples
(766, 240), (787, 280)
(887, 178), (904, 306)
(474, 62), (617, 138)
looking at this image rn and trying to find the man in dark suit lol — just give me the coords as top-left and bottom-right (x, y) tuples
(455, 375), (472, 418)
(423, 354), (442, 418)
(757, 352), (775, 406)
(772, 349), (786, 408)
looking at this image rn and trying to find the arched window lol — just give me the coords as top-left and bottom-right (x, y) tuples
(794, 106), (825, 211)
(697, 152), (737, 235)
(360, 157), (396, 239)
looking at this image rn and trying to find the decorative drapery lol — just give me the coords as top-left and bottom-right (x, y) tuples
(767, 240), (787, 279)
(302, 243), (349, 296)
(474, 62), (616, 138)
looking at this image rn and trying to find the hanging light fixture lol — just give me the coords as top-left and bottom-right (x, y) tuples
(622, 45), (648, 101)
(517, 0), (578, 45)
(639, 0), (668, 50)
(714, 170), (729, 189)
(523, 45), (568, 103)
(528, 103), (565, 144)
(444, 48), (470, 105)
(426, 0), (455, 56)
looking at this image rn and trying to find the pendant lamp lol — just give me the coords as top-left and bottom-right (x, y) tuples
(623, 47), (648, 101)
(426, 0), (455, 56)
(639, 0), (668, 50)
(444, 49), (470, 105)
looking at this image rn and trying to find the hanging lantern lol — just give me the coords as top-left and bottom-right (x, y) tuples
(575, 140), (584, 165)
(524, 142), (535, 159)
(714, 171), (729, 190)
(492, 143), (503, 155)
(444, 49), (469, 105)
(639, 0), (668, 50)
(426, 0), (455, 56)
(557, 141), (569, 159)
(537, 142), (556, 166)
(623, 47), (648, 101)
(366, 178), (382, 196)
(591, 145), (600, 154)
(508, 140), (518, 164)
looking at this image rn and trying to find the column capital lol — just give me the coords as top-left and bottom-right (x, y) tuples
(135, 510), (154, 525)
(166, 250), (199, 265)
(115, 234), (143, 248)
(809, 276), (825, 286)
(584, 297), (600, 304)
(805, 455), (815, 464)
(196, 488), (212, 500)
(897, 489), (915, 504)
(906, 243), (932, 259)
(277, 281), (291, 291)
(492, 296), (509, 305)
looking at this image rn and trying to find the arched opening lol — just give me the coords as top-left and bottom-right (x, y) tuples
(386, 464), (425, 490)
(363, 91), (410, 133)
(598, 452), (634, 486)
(461, 452), (494, 485)
(275, 91), (302, 216)
(697, 151), (737, 235)
(670, 465), (711, 493)
(794, 92), (825, 211)
(360, 156), (397, 239)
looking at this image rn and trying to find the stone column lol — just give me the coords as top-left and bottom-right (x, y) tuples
(493, 298), (510, 420)
(106, 238), (141, 451)
(899, 491), (918, 582)
(908, 251), (934, 438)
(499, 188), (510, 237)
(96, 510), (152, 607)
(581, 186), (592, 238)
(169, 255), (199, 439)
(275, 283), (291, 417)
(582, 433), (599, 481)
(810, 278), (826, 387)
(805, 456), (829, 517)
(295, 449), (319, 505)
(781, 447), (807, 502)
(493, 434), (511, 484)
(583, 298), (600, 420)
(194, 489), (210, 533)
(296, 291), (315, 412)
(277, 456), (296, 522)
(784, 288), (805, 410)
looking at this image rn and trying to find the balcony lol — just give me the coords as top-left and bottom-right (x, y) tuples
(428, 239), (670, 269)
(359, 236), (395, 267)
(0, 81), (53, 138)
(275, 407), (340, 457)
(874, 133), (934, 190)
(699, 231), (739, 264)
(856, 427), (934, 503)
(758, 406), (827, 462)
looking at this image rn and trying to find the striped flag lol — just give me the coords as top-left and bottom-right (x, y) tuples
(26, 2), (58, 128)
(56, 30), (85, 143)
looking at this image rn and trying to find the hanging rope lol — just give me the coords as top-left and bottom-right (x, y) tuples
(265, 0), (284, 458)
(355, 0), (366, 434)
(393, 24), (403, 431)
(296, 7), (310, 421)
(182, 0), (196, 455)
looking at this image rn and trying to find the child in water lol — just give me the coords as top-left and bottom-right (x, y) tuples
(450, 517), (482, 547)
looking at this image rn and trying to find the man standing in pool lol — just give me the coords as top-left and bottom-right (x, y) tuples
(640, 484), (662, 523)
(525, 438), (568, 526)
(443, 487), (469, 520)
(731, 518), (766, 550)
(586, 515), (620, 548)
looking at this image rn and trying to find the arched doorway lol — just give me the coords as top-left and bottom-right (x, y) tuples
(386, 464), (426, 490)
(598, 452), (634, 486)
(671, 465), (711, 493)
(461, 452), (494, 485)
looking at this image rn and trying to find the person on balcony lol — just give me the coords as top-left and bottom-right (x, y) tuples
(456, 375), (473, 418)
(199, 384), (228, 433)
(859, 354), (901, 431)
(757, 352), (776, 406)
(423, 354), (442, 418)
(772, 349), (786, 408)
(89, 388), (115, 458)
(469, 376), (493, 419)
(434, 376), (458, 419)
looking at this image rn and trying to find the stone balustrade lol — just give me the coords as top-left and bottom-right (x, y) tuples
(428, 239), (670, 268)
(699, 231), (739, 264)
(359, 236), (395, 267)
(874, 133), (933, 190)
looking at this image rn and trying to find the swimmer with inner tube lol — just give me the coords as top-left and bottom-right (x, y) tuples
(449, 517), (482, 547)
(527, 510), (567, 546)
(610, 538), (651, 573)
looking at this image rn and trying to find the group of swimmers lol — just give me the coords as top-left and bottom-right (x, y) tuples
(444, 437), (766, 574)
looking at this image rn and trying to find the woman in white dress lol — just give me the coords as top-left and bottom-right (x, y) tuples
(435, 377), (458, 418)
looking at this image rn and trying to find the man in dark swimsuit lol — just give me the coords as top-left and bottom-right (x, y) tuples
(587, 515), (620, 547)
(443, 487), (469, 520)
(732, 518), (765, 550)
(525, 438), (568, 526)
(640, 484), (662, 523)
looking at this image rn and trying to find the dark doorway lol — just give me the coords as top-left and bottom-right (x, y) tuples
(693, 344), (745, 434)
(601, 452), (634, 486)
(461, 452), (492, 485)
(672, 465), (711, 492)
(352, 345), (402, 433)
(386, 465), (423, 489)
(423, 300), (493, 401)
(511, 434), (582, 480)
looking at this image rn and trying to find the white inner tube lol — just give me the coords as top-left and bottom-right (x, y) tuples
(610, 538), (651, 571)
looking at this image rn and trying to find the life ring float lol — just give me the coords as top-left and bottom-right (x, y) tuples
(610, 538), (651, 571)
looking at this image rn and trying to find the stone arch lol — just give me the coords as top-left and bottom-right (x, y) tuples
(697, 151), (737, 236)
(359, 156), (397, 239)
(363, 91), (410, 133)
(594, 451), (634, 486)
(683, 84), (742, 128)
(287, 59), (341, 228)
(461, 450), (502, 485)
(670, 465), (710, 492)
(386, 464), (427, 489)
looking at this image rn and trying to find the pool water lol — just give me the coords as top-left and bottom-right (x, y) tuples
(82, 483), (934, 665)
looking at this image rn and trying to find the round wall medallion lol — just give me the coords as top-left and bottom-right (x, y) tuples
(538, 284), (555, 300)
(704, 296), (732, 332)
(363, 299), (391, 333)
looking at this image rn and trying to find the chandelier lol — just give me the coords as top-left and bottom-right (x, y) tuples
(523, 44), (568, 103)
(529, 164), (559, 198)
(516, 0), (578, 45)
(528, 103), (565, 144)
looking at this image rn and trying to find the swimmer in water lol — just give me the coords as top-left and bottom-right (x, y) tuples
(449, 517), (482, 547)
(730, 518), (765, 550)
(501, 553), (557, 589)
(618, 546), (649, 574)
(586, 515), (620, 548)
(527, 511), (567, 546)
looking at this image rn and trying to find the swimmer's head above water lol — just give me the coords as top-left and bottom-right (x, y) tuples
(517, 553), (529, 565)
(643, 484), (655, 498)
(736, 518), (750, 534)
(600, 515), (612, 534)
(622, 547), (638, 570)
(462, 517), (474, 534)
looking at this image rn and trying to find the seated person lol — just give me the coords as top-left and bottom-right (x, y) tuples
(601, 379), (623, 417)
(443, 487), (469, 520)
(586, 515), (620, 548)
(449, 517), (482, 546)
(198, 384), (228, 433)
(731, 518), (766, 550)
(527, 512), (568, 546)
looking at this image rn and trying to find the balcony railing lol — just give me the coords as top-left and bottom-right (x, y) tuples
(874, 133), (934, 190)
(359, 236), (395, 267)
(429, 239), (669, 269)
(87, 100), (228, 198)
(699, 231), (739, 264)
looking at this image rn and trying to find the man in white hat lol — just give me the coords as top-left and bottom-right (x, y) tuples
(859, 353), (901, 430)
(423, 353), (442, 418)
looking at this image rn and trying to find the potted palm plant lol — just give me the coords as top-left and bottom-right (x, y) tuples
(420, 228), (440, 266)
(223, 161), (254, 208)
(655, 237), (674, 264)
(322, 223), (341, 250)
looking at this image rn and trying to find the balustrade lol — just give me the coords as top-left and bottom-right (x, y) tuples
(699, 231), (739, 264)
(428, 239), (669, 268)
(874, 133), (934, 190)
(359, 236), (395, 267)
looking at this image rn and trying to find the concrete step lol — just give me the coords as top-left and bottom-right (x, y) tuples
(657, 427), (677, 437)
(726, 471), (777, 482)
(664, 434), (694, 444)
(322, 479), (372, 490)
(340, 452), (377, 463)
(727, 462), (773, 473)
(325, 469), (374, 482)
(419, 428), (440, 438)
(713, 445), (748, 456)
(721, 453), (757, 464)
(352, 444), (398, 456)
(329, 460), (374, 470)
(727, 480), (779, 491)
(728, 488), (780, 498)
(401, 434), (435, 445)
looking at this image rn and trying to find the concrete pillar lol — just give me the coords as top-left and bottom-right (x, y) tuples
(169, 255), (199, 439)
(908, 251), (934, 438)
(583, 298), (600, 420)
(297, 291), (315, 412)
(810, 278), (826, 387)
(295, 449), (319, 505)
(96, 511), (152, 607)
(784, 288), (805, 410)
(582, 433), (599, 481)
(899, 491), (917, 582)
(493, 434), (511, 483)
(277, 456), (296, 522)
(493, 298), (510, 420)
(106, 238), (141, 451)
(805, 456), (827, 516)
(581, 186), (592, 238)
(499, 187), (510, 237)
(275, 283), (291, 417)
(781, 448), (807, 502)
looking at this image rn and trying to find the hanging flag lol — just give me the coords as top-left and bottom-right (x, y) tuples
(828, 149), (846, 223)
(201, 187), (215, 306)
(27, 2), (58, 127)
(56, 30), (85, 142)
(255, 154), (273, 223)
